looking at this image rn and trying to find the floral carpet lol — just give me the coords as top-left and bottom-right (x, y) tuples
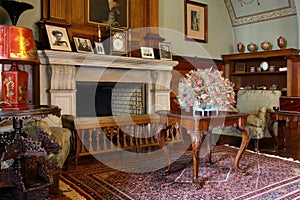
(60, 145), (300, 200)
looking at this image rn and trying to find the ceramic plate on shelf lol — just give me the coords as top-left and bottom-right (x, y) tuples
(260, 61), (269, 71)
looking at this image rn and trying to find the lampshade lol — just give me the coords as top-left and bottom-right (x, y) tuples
(0, 1), (39, 110)
(0, 25), (39, 63)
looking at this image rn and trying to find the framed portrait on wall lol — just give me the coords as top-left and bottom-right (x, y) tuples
(86, 0), (129, 28)
(184, 0), (208, 43)
(45, 24), (72, 51)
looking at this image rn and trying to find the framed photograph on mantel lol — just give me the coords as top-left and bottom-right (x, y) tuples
(45, 24), (72, 52)
(184, 0), (208, 43)
(86, 0), (129, 28)
(73, 37), (94, 53)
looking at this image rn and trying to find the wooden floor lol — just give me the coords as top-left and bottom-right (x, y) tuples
(50, 127), (300, 200)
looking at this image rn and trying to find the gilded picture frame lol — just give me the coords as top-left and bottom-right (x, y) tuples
(86, 0), (129, 28)
(184, 0), (208, 43)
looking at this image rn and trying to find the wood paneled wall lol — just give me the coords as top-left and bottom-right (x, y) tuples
(37, 0), (163, 57)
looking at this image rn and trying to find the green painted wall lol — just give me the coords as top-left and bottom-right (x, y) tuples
(159, 0), (234, 59)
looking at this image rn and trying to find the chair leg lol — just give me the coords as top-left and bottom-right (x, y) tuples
(49, 170), (62, 195)
(253, 139), (259, 152)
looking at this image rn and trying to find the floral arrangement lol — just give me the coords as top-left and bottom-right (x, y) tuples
(177, 68), (235, 112)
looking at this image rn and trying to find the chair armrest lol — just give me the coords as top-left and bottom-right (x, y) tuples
(247, 106), (268, 129)
(247, 114), (263, 127)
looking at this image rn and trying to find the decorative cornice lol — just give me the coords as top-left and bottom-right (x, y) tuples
(224, 0), (297, 26)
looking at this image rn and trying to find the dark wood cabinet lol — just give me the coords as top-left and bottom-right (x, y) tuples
(37, 0), (162, 57)
(222, 49), (300, 96)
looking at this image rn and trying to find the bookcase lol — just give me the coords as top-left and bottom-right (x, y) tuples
(222, 48), (300, 96)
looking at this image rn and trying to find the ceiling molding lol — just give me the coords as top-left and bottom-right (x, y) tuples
(224, 0), (297, 26)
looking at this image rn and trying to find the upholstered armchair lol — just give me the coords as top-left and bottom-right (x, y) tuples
(214, 90), (282, 151)
(0, 115), (71, 194)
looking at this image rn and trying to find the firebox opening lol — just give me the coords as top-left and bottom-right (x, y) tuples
(76, 82), (146, 117)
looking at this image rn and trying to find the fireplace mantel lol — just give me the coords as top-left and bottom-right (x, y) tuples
(38, 50), (177, 71)
(38, 50), (178, 115)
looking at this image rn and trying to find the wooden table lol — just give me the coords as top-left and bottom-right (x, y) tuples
(157, 110), (250, 189)
(268, 110), (300, 151)
(0, 105), (61, 199)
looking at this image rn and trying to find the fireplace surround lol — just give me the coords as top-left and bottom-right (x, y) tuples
(38, 50), (178, 116)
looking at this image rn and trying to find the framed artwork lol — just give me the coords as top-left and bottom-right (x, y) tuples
(110, 27), (127, 55)
(159, 42), (172, 60)
(73, 37), (94, 53)
(184, 0), (208, 43)
(235, 62), (246, 73)
(45, 24), (72, 51)
(86, 0), (129, 28)
(94, 42), (105, 54)
(140, 47), (155, 59)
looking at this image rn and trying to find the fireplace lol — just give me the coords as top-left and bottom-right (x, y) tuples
(38, 50), (178, 116)
(76, 81), (146, 117)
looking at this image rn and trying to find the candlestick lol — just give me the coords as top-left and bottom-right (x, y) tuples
(128, 29), (131, 57)
(98, 25), (101, 42)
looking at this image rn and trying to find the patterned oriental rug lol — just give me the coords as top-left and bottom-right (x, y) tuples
(60, 145), (300, 200)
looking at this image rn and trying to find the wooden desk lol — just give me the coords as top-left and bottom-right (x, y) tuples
(157, 111), (250, 189)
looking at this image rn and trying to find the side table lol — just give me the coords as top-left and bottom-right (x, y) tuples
(268, 108), (300, 151)
(0, 105), (61, 200)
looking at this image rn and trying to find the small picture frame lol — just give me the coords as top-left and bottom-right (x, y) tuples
(159, 42), (172, 60)
(184, 0), (208, 43)
(235, 62), (246, 73)
(94, 42), (105, 55)
(73, 37), (94, 53)
(140, 47), (155, 59)
(45, 24), (72, 51)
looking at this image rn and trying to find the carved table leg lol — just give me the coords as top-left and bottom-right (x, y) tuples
(157, 125), (172, 174)
(234, 126), (250, 173)
(268, 119), (279, 150)
(188, 130), (206, 190)
(278, 119), (287, 150)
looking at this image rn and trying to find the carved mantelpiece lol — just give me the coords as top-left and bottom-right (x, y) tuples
(38, 50), (178, 115)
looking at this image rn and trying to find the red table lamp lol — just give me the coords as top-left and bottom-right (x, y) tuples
(0, 1), (39, 110)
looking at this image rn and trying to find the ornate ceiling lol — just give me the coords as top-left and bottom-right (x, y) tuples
(224, 0), (297, 26)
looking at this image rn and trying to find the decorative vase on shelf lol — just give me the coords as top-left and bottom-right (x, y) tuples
(237, 42), (244, 53)
(247, 43), (257, 53)
(277, 36), (286, 49)
(261, 41), (272, 51)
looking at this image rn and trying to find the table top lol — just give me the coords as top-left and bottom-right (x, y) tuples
(156, 110), (249, 119)
(0, 105), (61, 120)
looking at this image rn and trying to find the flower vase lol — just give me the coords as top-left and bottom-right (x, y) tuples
(193, 104), (219, 117)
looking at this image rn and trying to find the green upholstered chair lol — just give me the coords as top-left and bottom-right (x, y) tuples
(213, 89), (282, 151)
